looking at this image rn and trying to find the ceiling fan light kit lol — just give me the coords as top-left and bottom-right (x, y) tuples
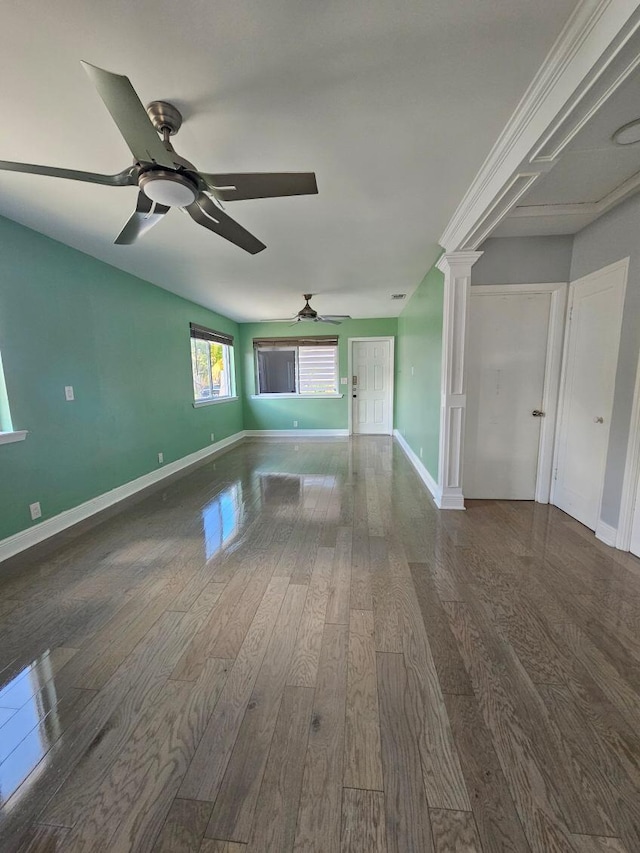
(0, 62), (318, 253)
(138, 170), (197, 207)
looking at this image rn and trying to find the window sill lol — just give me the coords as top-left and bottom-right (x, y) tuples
(0, 430), (28, 445)
(250, 394), (344, 400)
(193, 396), (239, 408)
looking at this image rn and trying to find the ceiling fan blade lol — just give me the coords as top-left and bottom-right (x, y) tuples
(321, 315), (351, 319)
(81, 61), (176, 169)
(114, 191), (169, 245)
(186, 193), (266, 254)
(317, 318), (342, 325)
(0, 160), (136, 187)
(200, 172), (318, 201)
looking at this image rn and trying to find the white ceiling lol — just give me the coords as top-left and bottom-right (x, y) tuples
(494, 61), (640, 239)
(0, 1), (577, 321)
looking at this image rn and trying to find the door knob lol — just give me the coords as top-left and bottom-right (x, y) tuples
(532, 409), (545, 417)
(594, 416), (604, 424)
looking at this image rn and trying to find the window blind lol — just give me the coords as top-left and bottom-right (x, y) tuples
(190, 323), (234, 347)
(298, 346), (338, 394)
(252, 335), (338, 348)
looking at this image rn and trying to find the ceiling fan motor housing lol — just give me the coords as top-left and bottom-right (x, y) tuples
(298, 294), (317, 319)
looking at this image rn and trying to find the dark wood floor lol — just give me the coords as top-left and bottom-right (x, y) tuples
(1, 437), (640, 852)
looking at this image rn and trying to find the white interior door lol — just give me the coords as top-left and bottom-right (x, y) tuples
(630, 476), (640, 557)
(351, 339), (393, 435)
(464, 290), (553, 499)
(553, 260), (627, 530)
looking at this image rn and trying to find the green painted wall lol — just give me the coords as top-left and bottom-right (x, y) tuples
(240, 318), (398, 431)
(395, 263), (443, 479)
(0, 215), (243, 542)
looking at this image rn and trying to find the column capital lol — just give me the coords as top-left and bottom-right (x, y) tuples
(436, 251), (483, 277)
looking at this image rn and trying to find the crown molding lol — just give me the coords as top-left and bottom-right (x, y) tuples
(440, 0), (640, 251)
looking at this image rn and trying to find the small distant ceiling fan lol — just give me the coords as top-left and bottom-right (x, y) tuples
(0, 62), (318, 253)
(268, 294), (351, 325)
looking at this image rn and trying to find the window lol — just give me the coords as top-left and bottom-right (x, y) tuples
(254, 336), (339, 396)
(0, 350), (26, 444)
(0, 351), (13, 432)
(190, 324), (235, 403)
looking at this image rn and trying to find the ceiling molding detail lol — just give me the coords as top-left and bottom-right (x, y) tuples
(440, 0), (640, 252)
(508, 166), (640, 220)
(461, 174), (540, 252)
(532, 18), (640, 162)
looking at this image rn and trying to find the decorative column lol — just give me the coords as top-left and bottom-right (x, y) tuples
(435, 251), (483, 509)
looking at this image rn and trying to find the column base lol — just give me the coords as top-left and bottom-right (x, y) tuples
(436, 488), (466, 510)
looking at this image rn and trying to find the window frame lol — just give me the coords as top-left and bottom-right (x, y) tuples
(189, 324), (237, 407)
(0, 350), (27, 445)
(253, 337), (342, 398)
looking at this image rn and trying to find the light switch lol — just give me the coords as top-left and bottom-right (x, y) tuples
(64, 385), (75, 401)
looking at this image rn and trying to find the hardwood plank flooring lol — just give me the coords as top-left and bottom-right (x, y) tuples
(292, 622), (348, 852)
(340, 788), (386, 853)
(1, 437), (640, 851)
(429, 809), (483, 852)
(377, 650), (434, 852)
(343, 609), (383, 791)
(153, 798), (213, 852)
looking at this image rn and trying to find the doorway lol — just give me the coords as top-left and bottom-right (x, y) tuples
(349, 337), (394, 435)
(464, 284), (566, 500)
(552, 258), (628, 530)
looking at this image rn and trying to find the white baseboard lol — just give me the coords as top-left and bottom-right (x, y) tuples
(595, 519), (617, 548)
(0, 431), (247, 564)
(245, 429), (349, 438)
(393, 430), (442, 507)
(438, 490), (466, 511)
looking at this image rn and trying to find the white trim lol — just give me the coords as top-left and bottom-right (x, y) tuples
(193, 396), (239, 408)
(0, 431), (247, 564)
(0, 430), (28, 445)
(436, 252), (483, 509)
(439, 3), (640, 251)
(393, 430), (442, 506)
(596, 519), (618, 547)
(615, 344), (640, 550)
(347, 337), (395, 436)
(249, 394), (344, 400)
(468, 283), (567, 503)
(551, 257), (629, 529)
(244, 429), (349, 438)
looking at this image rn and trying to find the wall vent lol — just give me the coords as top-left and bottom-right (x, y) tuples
(391, 293), (406, 300)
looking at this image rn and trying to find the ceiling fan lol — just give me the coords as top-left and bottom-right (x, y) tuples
(268, 294), (351, 325)
(0, 61), (318, 254)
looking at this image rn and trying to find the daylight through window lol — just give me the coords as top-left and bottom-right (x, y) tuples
(0, 351), (14, 432)
(190, 324), (235, 403)
(253, 336), (338, 395)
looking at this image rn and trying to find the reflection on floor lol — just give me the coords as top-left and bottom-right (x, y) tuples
(0, 650), (60, 807)
(1, 436), (640, 852)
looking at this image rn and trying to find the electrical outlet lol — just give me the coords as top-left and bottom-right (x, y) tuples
(340, 377), (348, 385)
(419, 447), (423, 458)
(29, 502), (42, 520)
(158, 452), (164, 464)
(411, 366), (415, 377)
(210, 432), (215, 443)
(64, 385), (75, 401)
(293, 420), (298, 427)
